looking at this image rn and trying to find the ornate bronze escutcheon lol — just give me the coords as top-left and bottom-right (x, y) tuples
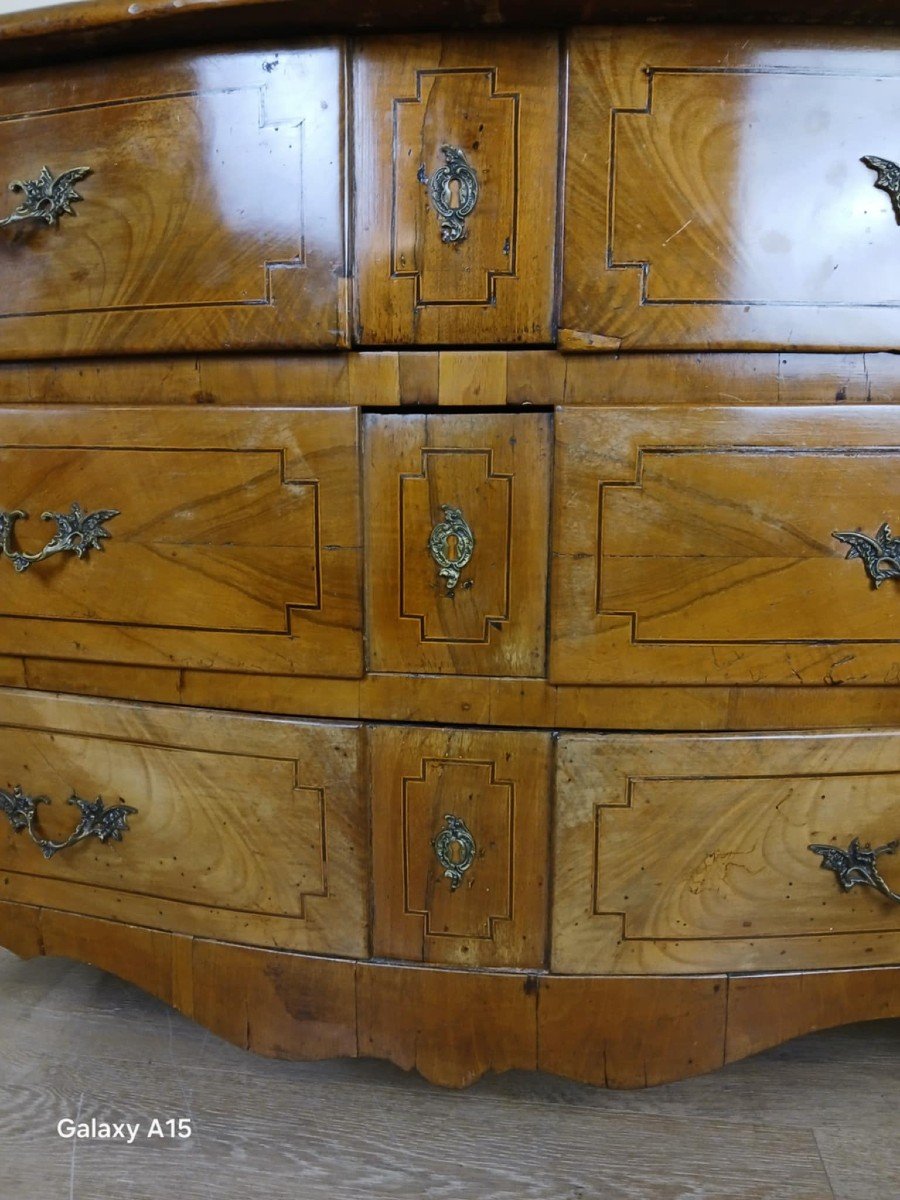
(809, 836), (900, 906)
(0, 785), (138, 861)
(422, 145), (479, 244)
(0, 165), (92, 229)
(832, 523), (900, 588)
(428, 504), (475, 595)
(0, 503), (119, 573)
(861, 155), (900, 224)
(432, 814), (477, 891)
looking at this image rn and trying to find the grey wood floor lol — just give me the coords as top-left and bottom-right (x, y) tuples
(0, 950), (897, 1200)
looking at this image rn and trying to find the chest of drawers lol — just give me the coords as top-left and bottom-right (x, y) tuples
(0, 1), (898, 1089)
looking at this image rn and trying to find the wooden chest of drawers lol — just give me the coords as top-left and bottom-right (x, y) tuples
(0, 3), (898, 1089)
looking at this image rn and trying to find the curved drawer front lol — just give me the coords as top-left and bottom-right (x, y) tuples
(0, 44), (345, 357)
(370, 724), (551, 968)
(354, 34), (559, 345)
(0, 692), (367, 955)
(0, 406), (362, 677)
(364, 411), (551, 676)
(551, 405), (900, 686)
(553, 730), (900, 974)
(564, 29), (900, 352)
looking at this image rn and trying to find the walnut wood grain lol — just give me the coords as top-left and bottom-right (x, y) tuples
(2, 903), (898, 1089)
(564, 28), (900, 352)
(726, 965), (900, 1063)
(370, 724), (551, 968)
(553, 730), (900, 975)
(354, 35), (558, 345)
(1, 350), (899, 408)
(0, 45), (346, 357)
(10, 666), (900, 731)
(357, 960), (538, 1087)
(0, 692), (369, 956)
(365, 412), (551, 676)
(4, 0), (900, 75)
(538, 975), (728, 1087)
(0, 406), (362, 678)
(190, 939), (359, 1059)
(551, 405), (900, 687)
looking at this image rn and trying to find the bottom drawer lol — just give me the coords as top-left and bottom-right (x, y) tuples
(553, 731), (900, 974)
(0, 692), (367, 956)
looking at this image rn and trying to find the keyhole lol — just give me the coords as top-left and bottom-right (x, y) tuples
(445, 532), (459, 562)
(447, 178), (461, 211)
(447, 838), (464, 865)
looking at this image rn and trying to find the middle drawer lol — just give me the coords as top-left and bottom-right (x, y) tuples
(0, 406), (362, 678)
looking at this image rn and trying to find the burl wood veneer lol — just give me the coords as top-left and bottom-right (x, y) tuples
(0, 10), (898, 1090)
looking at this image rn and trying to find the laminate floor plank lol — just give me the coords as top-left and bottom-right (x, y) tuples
(0, 952), (896, 1200)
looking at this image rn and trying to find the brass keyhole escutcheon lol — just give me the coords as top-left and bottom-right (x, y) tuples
(423, 145), (479, 244)
(432, 814), (477, 891)
(428, 505), (475, 595)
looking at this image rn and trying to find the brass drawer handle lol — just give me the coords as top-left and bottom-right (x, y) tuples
(1, 785), (137, 861)
(0, 165), (92, 229)
(428, 504), (475, 596)
(432, 813), (476, 891)
(861, 155), (900, 224)
(0, 503), (119, 573)
(421, 145), (478, 244)
(809, 836), (900, 905)
(833, 523), (900, 588)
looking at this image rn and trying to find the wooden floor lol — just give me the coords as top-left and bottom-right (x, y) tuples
(0, 949), (897, 1200)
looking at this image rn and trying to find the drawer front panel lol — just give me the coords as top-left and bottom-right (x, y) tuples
(354, 35), (559, 345)
(553, 731), (900, 974)
(0, 691), (367, 955)
(0, 45), (345, 357)
(371, 725), (551, 968)
(365, 412), (551, 676)
(0, 407), (362, 677)
(564, 29), (900, 351)
(551, 406), (900, 686)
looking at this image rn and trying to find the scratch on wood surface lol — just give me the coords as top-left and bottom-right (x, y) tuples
(662, 217), (693, 245)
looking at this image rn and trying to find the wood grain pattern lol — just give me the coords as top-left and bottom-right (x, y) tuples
(564, 28), (900, 351)
(189, 939), (358, 1059)
(6, 0), (900, 75)
(370, 724), (551, 968)
(538, 974), (727, 1087)
(0, 406), (363, 678)
(0, 45), (346, 357)
(2, 350), (900, 409)
(357, 960), (538, 1087)
(0, 691), (368, 955)
(354, 35), (558, 345)
(726, 965), (900, 1062)
(365, 412), (551, 676)
(13, 663), (900, 731)
(551, 405), (900, 687)
(553, 730), (900, 974)
(2, 903), (899, 1096)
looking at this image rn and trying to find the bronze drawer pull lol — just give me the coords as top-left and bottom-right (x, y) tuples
(428, 504), (475, 595)
(422, 145), (478, 244)
(809, 837), (900, 905)
(432, 813), (476, 891)
(0, 165), (92, 229)
(832, 523), (900, 588)
(861, 155), (900, 224)
(0, 785), (137, 861)
(0, 503), (119, 573)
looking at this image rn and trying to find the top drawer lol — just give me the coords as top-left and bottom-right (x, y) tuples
(563, 29), (900, 352)
(0, 45), (345, 358)
(354, 35), (559, 345)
